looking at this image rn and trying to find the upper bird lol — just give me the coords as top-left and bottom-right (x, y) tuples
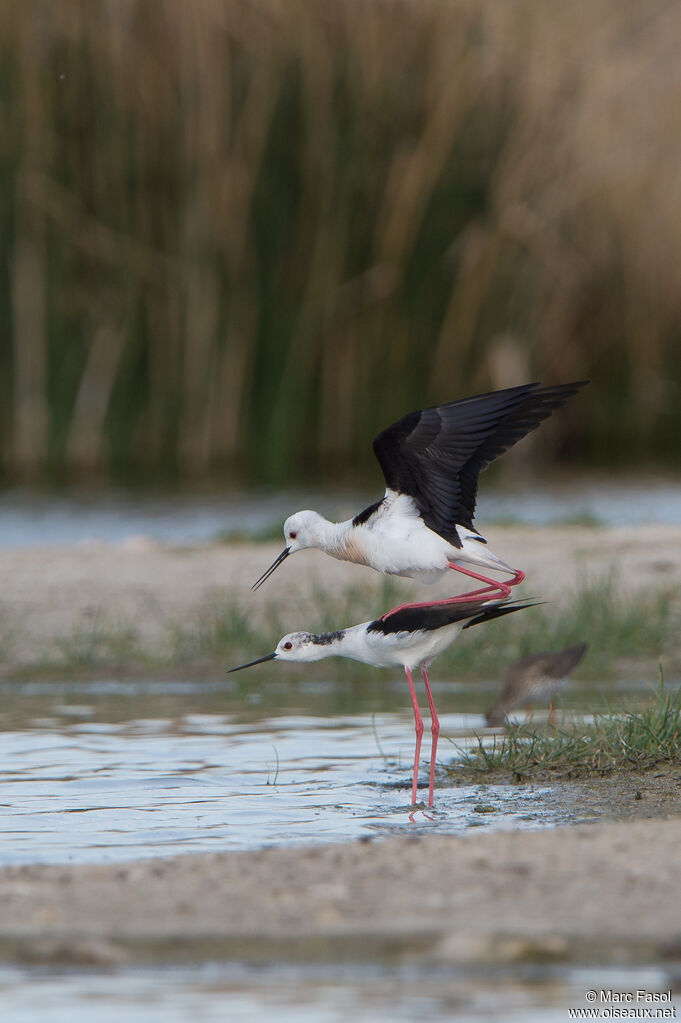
(252, 381), (587, 610)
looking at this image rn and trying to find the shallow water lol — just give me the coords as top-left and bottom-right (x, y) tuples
(0, 677), (589, 867)
(0, 476), (680, 547)
(0, 673), (658, 868)
(1, 961), (678, 1023)
(1, 675), (676, 1022)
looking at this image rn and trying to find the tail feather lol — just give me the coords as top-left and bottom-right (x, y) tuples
(462, 600), (542, 630)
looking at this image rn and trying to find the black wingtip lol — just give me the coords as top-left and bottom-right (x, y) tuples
(462, 599), (544, 630)
(534, 379), (589, 402)
(368, 597), (545, 636)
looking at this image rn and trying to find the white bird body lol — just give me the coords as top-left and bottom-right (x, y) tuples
(284, 493), (512, 584)
(272, 615), (469, 670)
(230, 597), (536, 806)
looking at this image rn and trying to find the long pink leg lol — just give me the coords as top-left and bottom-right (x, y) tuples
(381, 566), (525, 622)
(404, 666), (423, 806)
(421, 665), (439, 808)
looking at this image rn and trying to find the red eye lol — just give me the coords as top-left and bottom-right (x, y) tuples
(283, 641), (293, 650)
(289, 531), (297, 540)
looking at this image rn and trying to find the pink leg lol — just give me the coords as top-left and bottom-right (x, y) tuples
(381, 566), (525, 622)
(404, 666), (423, 806)
(421, 665), (439, 808)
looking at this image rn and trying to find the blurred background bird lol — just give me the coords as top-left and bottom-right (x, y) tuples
(485, 642), (588, 728)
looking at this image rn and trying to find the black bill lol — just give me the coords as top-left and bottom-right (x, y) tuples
(251, 547), (290, 591)
(228, 652), (276, 673)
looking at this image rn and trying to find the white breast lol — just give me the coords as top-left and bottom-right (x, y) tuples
(351, 491), (453, 581)
(360, 621), (465, 669)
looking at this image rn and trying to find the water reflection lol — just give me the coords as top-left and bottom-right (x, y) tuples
(0, 961), (677, 1023)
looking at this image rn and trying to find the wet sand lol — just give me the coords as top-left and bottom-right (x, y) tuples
(1, 813), (680, 966)
(1, 526), (680, 966)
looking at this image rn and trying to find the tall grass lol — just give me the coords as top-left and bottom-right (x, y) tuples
(1, 0), (680, 483)
(8, 573), (676, 679)
(459, 672), (681, 778)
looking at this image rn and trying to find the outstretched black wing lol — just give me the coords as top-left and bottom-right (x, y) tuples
(367, 599), (540, 636)
(372, 381), (587, 544)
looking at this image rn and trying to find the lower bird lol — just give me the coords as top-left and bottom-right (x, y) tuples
(485, 642), (588, 728)
(230, 597), (537, 808)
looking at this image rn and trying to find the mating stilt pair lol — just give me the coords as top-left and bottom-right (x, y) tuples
(233, 381), (587, 806)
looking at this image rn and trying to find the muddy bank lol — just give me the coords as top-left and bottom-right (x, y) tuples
(0, 814), (679, 967)
(450, 763), (681, 817)
(0, 524), (679, 668)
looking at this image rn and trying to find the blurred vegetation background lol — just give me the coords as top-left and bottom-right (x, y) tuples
(1, 0), (680, 486)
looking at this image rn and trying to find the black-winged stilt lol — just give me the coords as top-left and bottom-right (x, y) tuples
(229, 596), (537, 808)
(485, 642), (588, 728)
(252, 381), (587, 617)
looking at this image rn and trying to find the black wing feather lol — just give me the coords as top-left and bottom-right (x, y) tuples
(456, 383), (588, 527)
(373, 381), (587, 542)
(368, 599), (538, 636)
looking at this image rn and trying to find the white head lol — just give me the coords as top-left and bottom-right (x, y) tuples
(229, 630), (341, 673)
(252, 510), (328, 590)
(282, 510), (327, 553)
(273, 631), (331, 662)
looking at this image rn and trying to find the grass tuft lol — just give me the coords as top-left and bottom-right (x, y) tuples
(51, 611), (142, 672)
(170, 579), (405, 670)
(457, 670), (681, 780)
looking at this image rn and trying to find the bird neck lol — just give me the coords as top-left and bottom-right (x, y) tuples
(302, 630), (347, 661)
(309, 515), (355, 558)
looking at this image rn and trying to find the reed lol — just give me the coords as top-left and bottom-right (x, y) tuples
(2, 0), (680, 483)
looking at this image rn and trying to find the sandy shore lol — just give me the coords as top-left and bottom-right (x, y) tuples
(0, 523), (680, 666)
(1, 816), (680, 966)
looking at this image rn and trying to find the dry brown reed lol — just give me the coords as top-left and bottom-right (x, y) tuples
(1, 0), (680, 482)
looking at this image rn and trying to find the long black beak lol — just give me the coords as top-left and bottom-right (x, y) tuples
(228, 652), (276, 673)
(251, 547), (290, 591)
